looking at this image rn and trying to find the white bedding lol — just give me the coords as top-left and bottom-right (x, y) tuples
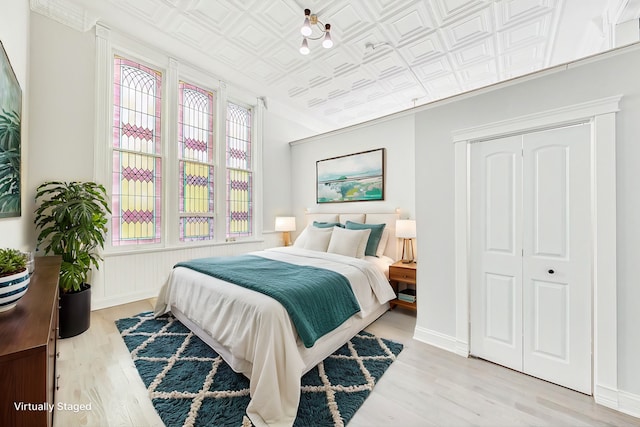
(154, 246), (396, 427)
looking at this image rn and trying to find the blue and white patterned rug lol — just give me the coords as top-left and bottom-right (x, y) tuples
(116, 312), (403, 427)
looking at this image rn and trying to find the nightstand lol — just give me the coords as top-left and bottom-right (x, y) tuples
(388, 261), (417, 310)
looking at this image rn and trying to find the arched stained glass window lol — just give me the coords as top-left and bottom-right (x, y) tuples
(226, 102), (252, 238)
(178, 82), (215, 241)
(111, 56), (162, 245)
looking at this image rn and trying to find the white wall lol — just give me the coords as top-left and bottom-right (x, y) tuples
(263, 110), (317, 235)
(413, 46), (640, 401)
(0, 1), (30, 251)
(27, 13), (316, 307)
(28, 13), (95, 219)
(289, 114), (416, 235)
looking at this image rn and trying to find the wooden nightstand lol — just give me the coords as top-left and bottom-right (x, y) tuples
(388, 261), (417, 310)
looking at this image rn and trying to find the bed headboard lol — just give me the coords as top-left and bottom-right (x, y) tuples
(303, 212), (401, 261)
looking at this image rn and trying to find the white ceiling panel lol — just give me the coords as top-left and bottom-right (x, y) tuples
(401, 34), (446, 64)
(414, 56), (453, 79)
(110, 0), (175, 24)
(453, 37), (495, 66)
(188, 1), (241, 29)
(441, 4), (493, 48)
(498, 0), (556, 28)
(500, 14), (551, 50)
(433, 0), (488, 23)
(167, 16), (211, 47)
(502, 44), (546, 74)
(259, 1), (300, 33)
(33, 0), (639, 133)
(381, 2), (436, 44)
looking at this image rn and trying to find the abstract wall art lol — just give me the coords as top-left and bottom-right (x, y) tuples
(316, 148), (385, 203)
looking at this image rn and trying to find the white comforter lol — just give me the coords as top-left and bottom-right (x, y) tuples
(154, 247), (395, 427)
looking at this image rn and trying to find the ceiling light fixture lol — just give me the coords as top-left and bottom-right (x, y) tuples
(299, 8), (333, 55)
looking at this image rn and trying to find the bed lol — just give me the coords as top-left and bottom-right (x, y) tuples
(154, 212), (400, 427)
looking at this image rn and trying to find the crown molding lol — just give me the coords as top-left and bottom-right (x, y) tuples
(30, 0), (98, 32)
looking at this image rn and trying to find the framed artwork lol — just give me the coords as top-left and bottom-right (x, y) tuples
(0, 40), (22, 218)
(316, 148), (385, 203)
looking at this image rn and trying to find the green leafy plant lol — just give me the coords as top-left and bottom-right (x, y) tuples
(0, 108), (21, 214)
(34, 181), (111, 293)
(0, 248), (26, 277)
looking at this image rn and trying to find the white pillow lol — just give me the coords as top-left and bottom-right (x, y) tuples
(327, 226), (371, 259)
(303, 226), (333, 252)
(293, 225), (310, 248)
(376, 227), (390, 257)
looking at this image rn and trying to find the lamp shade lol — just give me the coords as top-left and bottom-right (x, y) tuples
(275, 216), (296, 232)
(301, 17), (312, 36)
(396, 219), (416, 238)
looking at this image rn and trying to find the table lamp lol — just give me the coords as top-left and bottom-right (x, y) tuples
(275, 216), (296, 246)
(396, 219), (416, 263)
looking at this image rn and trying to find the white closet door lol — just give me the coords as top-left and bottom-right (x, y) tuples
(522, 124), (592, 394)
(470, 135), (523, 371)
(470, 123), (592, 394)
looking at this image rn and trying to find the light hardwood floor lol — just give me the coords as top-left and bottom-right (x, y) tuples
(54, 301), (639, 427)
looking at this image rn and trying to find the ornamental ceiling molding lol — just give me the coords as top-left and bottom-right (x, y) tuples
(30, 0), (97, 32)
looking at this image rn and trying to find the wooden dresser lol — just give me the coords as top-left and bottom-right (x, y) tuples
(0, 256), (61, 427)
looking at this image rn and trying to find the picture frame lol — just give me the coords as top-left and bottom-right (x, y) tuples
(0, 40), (22, 218)
(316, 148), (385, 203)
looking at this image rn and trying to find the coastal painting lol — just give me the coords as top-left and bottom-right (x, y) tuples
(0, 40), (22, 218)
(316, 148), (384, 203)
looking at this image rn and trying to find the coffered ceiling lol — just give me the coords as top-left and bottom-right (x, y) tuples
(31, 0), (640, 134)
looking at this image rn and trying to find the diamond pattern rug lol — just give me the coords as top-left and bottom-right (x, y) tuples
(116, 312), (403, 427)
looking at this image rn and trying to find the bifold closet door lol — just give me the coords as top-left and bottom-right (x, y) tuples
(470, 135), (524, 372)
(521, 125), (591, 394)
(470, 124), (592, 394)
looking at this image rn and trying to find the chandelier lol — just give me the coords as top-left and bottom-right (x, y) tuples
(299, 8), (333, 55)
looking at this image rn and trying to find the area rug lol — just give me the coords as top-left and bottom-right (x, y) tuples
(116, 312), (403, 427)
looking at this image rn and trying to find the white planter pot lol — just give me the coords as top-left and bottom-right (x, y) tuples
(0, 269), (30, 312)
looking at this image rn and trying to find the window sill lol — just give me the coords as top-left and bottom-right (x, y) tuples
(103, 238), (265, 258)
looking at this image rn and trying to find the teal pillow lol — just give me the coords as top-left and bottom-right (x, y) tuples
(345, 221), (386, 257)
(313, 221), (343, 228)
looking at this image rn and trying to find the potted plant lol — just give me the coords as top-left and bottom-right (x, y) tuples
(0, 248), (29, 312)
(34, 181), (110, 338)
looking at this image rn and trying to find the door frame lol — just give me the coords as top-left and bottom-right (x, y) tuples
(452, 96), (621, 406)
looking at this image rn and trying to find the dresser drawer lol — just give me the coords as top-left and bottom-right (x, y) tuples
(389, 266), (416, 283)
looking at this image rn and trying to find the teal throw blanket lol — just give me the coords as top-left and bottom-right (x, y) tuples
(175, 255), (361, 348)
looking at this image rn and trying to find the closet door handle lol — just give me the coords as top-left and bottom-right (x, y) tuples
(548, 269), (555, 275)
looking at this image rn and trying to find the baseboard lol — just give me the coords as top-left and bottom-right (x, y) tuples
(595, 384), (619, 409)
(414, 326), (467, 355)
(619, 390), (640, 418)
(455, 340), (470, 357)
(595, 384), (640, 419)
(92, 290), (157, 310)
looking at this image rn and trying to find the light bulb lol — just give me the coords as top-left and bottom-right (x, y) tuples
(322, 32), (333, 49)
(300, 38), (310, 55)
(301, 18), (312, 36)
